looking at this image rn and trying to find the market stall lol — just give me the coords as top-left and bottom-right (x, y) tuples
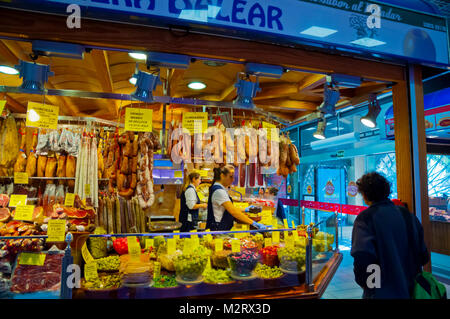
(0, 0), (447, 299)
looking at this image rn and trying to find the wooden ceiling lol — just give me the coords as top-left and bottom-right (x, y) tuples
(0, 39), (391, 127)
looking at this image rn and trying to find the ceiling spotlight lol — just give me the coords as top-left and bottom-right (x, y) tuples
(15, 60), (54, 92)
(318, 82), (340, 115)
(131, 70), (160, 102)
(313, 116), (327, 140)
(360, 94), (381, 128)
(129, 76), (137, 85)
(128, 52), (147, 61)
(233, 74), (261, 109)
(188, 81), (206, 90)
(0, 65), (19, 75)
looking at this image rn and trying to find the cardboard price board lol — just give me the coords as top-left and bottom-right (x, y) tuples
(262, 122), (280, 142)
(264, 237), (272, 247)
(231, 239), (241, 253)
(14, 172), (28, 185)
(167, 238), (176, 255)
(9, 195), (27, 207)
(173, 230), (180, 240)
(13, 205), (34, 221)
(47, 219), (66, 242)
(26, 102), (59, 130)
(84, 262), (99, 282)
(64, 193), (75, 207)
(127, 236), (141, 260)
(145, 239), (154, 250)
(272, 231), (280, 244)
(81, 242), (95, 264)
(183, 238), (193, 254)
(153, 261), (161, 279)
(125, 108), (153, 132)
(18, 252), (46, 266)
(182, 112), (208, 135)
(215, 238), (223, 252)
(261, 210), (272, 225)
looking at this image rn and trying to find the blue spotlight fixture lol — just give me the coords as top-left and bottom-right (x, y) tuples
(318, 81), (340, 115)
(131, 69), (161, 102)
(15, 60), (54, 92)
(233, 73), (261, 109)
(360, 94), (381, 128)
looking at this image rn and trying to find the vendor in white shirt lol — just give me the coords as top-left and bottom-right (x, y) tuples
(179, 172), (207, 232)
(206, 165), (267, 231)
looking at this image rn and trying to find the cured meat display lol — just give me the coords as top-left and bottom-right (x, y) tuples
(74, 132), (98, 207)
(136, 132), (160, 209)
(10, 253), (63, 294)
(277, 133), (299, 178)
(0, 113), (19, 177)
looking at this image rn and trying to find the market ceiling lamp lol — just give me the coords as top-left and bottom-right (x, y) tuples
(310, 132), (360, 150)
(14, 60), (54, 93)
(31, 40), (85, 59)
(128, 52), (147, 61)
(0, 65), (19, 75)
(313, 116), (327, 140)
(360, 94), (381, 128)
(233, 73), (261, 109)
(131, 69), (161, 102)
(188, 81), (207, 90)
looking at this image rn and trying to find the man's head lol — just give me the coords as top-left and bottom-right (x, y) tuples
(356, 172), (391, 205)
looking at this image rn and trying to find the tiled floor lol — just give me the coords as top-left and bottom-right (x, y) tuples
(322, 249), (450, 299)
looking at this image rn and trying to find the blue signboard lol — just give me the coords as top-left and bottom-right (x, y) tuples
(2, 0), (449, 66)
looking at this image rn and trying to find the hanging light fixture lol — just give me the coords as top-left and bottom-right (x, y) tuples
(15, 60), (53, 93)
(233, 73), (261, 109)
(313, 116), (327, 140)
(131, 69), (160, 102)
(360, 94), (381, 128)
(318, 81), (340, 115)
(0, 65), (19, 75)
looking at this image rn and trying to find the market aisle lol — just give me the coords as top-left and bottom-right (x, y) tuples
(321, 250), (362, 299)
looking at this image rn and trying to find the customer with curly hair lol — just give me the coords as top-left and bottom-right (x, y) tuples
(351, 172), (429, 299)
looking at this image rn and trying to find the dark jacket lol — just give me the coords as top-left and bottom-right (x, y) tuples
(351, 199), (429, 299)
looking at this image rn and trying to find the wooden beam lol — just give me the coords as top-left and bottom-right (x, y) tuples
(0, 8), (405, 83)
(1, 40), (29, 62)
(254, 83), (298, 101)
(298, 74), (327, 92)
(255, 99), (317, 111)
(200, 82), (236, 101)
(0, 40), (19, 65)
(0, 93), (26, 113)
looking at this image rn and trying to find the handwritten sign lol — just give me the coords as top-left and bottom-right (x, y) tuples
(81, 242), (95, 264)
(64, 193), (75, 207)
(263, 122), (279, 142)
(173, 230), (180, 240)
(9, 195), (27, 207)
(285, 235), (294, 248)
(84, 184), (91, 197)
(264, 238), (272, 247)
(125, 107), (153, 132)
(204, 229), (213, 243)
(84, 262), (99, 282)
(127, 236), (141, 260)
(18, 252), (46, 266)
(183, 238), (193, 254)
(215, 238), (223, 252)
(47, 219), (66, 242)
(26, 102), (59, 130)
(174, 171), (183, 178)
(153, 261), (161, 279)
(272, 231), (280, 244)
(231, 239), (241, 253)
(261, 210), (272, 225)
(13, 205), (34, 221)
(14, 172), (28, 185)
(167, 238), (176, 255)
(283, 219), (289, 229)
(182, 112), (207, 135)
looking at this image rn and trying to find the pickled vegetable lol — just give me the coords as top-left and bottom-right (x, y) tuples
(228, 251), (259, 277)
(88, 227), (107, 259)
(203, 268), (233, 284)
(152, 275), (178, 288)
(95, 255), (120, 272)
(277, 246), (306, 272)
(255, 263), (283, 279)
(82, 273), (122, 289)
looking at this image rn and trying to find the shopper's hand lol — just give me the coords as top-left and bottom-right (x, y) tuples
(251, 221), (268, 230)
(199, 203), (208, 209)
(245, 205), (257, 212)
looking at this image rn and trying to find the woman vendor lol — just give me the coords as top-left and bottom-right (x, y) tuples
(179, 171), (207, 232)
(206, 165), (267, 231)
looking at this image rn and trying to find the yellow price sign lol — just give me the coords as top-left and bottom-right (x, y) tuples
(173, 230), (180, 240)
(272, 231), (280, 244)
(13, 205), (34, 221)
(174, 171), (183, 178)
(235, 187), (246, 196)
(9, 194), (27, 207)
(0, 100), (6, 115)
(204, 229), (213, 243)
(262, 122), (280, 142)
(153, 261), (161, 279)
(199, 170), (208, 177)
(215, 238), (223, 252)
(284, 231), (289, 240)
(64, 193), (75, 207)
(84, 262), (99, 282)
(18, 252), (46, 266)
(205, 257), (212, 270)
(293, 230), (299, 240)
(81, 242), (95, 264)
(47, 219), (66, 242)
(190, 229), (198, 239)
(26, 102), (59, 130)
(182, 112), (208, 135)
(291, 220), (296, 228)
(145, 239), (154, 250)
(261, 210), (272, 225)
(264, 238), (272, 247)
(183, 238), (194, 254)
(272, 218), (278, 229)
(231, 239), (241, 253)
(14, 172), (28, 185)
(127, 236), (141, 260)
(286, 236), (294, 248)
(167, 238), (176, 255)
(124, 107), (153, 132)
(283, 219), (289, 229)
